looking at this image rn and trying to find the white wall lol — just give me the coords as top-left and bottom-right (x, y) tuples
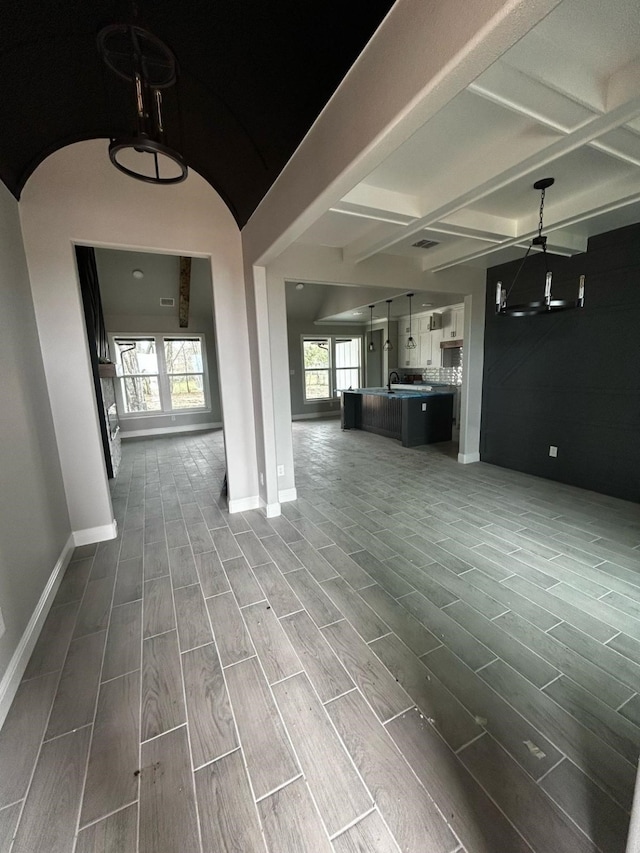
(0, 181), (71, 715)
(19, 140), (259, 527)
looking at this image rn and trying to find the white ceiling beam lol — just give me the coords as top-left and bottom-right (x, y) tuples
(243, 0), (565, 266)
(438, 208), (517, 239)
(346, 89), (640, 263)
(429, 176), (640, 271)
(338, 183), (421, 219)
(469, 63), (640, 169)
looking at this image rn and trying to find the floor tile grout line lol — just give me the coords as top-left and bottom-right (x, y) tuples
(71, 539), (122, 852)
(192, 745), (241, 774)
(76, 798), (138, 834)
(166, 538), (206, 853)
(198, 568), (270, 853)
(327, 804), (377, 842)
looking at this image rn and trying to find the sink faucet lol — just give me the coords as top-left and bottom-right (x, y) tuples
(387, 370), (400, 392)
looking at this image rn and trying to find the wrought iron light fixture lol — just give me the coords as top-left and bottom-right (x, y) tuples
(405, 292), (417, 349)
(496, 178), (585, 317)
(368, 305), (375, 352)
(98, 23), (188, 184)
(383, 300), (393, 350)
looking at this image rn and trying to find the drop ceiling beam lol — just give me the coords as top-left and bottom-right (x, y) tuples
(345, 88), (640, 263)
(243, 0), (564, 266)
(429, 176), (640, 271)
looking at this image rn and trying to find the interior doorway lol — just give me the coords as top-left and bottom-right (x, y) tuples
(76, 246), (224, 488)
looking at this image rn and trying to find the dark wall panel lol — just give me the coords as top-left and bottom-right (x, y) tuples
(481, 222), (640, 503)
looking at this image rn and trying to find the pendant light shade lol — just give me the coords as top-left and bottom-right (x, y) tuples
(383, 300), (393, 350)
(368, 305), (375, 352)
(405, 292), (417, 349)
(98, 23), (188, 185)
(496, 178), (585, 317)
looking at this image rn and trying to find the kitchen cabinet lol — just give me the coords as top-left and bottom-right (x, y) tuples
(441, 305), (464, 341)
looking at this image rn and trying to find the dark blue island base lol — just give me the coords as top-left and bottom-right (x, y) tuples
(341, 388), (454, 447)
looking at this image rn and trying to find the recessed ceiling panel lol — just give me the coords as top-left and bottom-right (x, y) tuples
(296, 210), (378, 247)
(467, 146), (638, 220)
(361, 90), (560, 198)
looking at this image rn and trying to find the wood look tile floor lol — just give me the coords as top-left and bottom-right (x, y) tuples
(1, 421), (639, 852)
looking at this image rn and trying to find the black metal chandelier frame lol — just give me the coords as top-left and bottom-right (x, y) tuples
(496, 178), (585, 317)
(98, 23), (188, 185)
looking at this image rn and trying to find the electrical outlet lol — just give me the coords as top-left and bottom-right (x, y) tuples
(421, 403), (427, 411)
(277, 465), (285, 476)
(549, 445), (558, 458)
(259, 472), (264, 485)
(171, 415), (176, 422)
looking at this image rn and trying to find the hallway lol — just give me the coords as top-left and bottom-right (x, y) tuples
(0, 421), (638, 852)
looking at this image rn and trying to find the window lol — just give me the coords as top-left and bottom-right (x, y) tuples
(302, 336), (362, 402)
(111, 334), (208, 415)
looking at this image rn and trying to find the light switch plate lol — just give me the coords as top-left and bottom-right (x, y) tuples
(549, 445), (558, 458)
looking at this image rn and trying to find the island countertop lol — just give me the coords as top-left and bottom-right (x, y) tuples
(349, 386), (455, 399)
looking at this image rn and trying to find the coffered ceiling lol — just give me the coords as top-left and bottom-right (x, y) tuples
(295, 0), (640, 276)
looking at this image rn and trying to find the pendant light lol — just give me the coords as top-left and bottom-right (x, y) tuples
(368, 305), (375, 352)
(98, 23), (188, 184)
(496, 178), (585, 317)
(383, 300), (393, 350)
(405, 292), (417, 349)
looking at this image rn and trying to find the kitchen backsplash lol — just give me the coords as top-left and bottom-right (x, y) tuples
(421, 366), (463, 385)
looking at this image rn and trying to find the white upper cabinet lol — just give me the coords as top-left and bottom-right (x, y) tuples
(398, 304), (462, 369)
(440, 304), (464, 341)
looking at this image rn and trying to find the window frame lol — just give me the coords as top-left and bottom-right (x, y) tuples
(301, 334), (363, 403)
(110, 333), (210, 418)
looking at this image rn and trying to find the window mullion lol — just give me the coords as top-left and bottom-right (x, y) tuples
(157, 337), (171, 411)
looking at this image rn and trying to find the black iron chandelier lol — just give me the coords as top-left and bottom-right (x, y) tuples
(98, 23), (188, 184)
(383, 300), (393, 350)
(405, 292), (417, 349)
(496, 178), (585, 317)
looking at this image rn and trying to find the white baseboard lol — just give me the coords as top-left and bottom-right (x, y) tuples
(457, 451), (480, 464)
(0, 533), (75, 729)
(228, 495), (260, 514)
(292, 411), (340, 421)
(262, 501), (282, 518)
(121, 422), (222, 439)
(73, 520), (118, 547)
(278, 488), (297, 504)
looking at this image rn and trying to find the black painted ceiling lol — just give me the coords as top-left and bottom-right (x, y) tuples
(0, 0), (395, 226)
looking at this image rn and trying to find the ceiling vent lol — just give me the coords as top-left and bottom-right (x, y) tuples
(411, 239), (439, 250)
(160, 297), (175, 307)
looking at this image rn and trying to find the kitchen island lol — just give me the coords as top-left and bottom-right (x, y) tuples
(341, 387), (454, 447)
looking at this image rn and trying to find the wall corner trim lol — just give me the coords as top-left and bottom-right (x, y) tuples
(0, 533), (75, 729)
(228, 495), (261, 514)
(73, 521), (118, 547)
(458, 451), (480, 464)
(278, 488), (297, 504)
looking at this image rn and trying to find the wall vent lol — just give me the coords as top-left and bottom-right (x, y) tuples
(160, 297), (175, 307)
(411, 239), (439, 250)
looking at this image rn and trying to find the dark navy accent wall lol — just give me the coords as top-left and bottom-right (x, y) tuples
(481, 222), (640, 503)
